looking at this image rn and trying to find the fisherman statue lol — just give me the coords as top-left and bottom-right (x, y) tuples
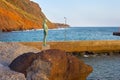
(43, 19), (48, 46)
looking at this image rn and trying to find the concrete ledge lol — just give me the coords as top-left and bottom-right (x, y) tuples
(20, 40), (120, 52)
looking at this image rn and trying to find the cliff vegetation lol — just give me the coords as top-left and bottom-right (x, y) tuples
(0, 0), (68, 32)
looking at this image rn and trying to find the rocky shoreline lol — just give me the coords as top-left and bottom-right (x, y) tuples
(0, 42), (92, 80)
(1, 42), (120, 80)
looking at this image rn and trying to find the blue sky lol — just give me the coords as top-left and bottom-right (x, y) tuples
(31, 0), (120, 27)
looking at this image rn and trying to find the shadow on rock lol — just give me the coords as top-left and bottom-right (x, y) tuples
(9, 52), (38, 77)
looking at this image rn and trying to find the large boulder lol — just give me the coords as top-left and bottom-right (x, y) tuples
(9, 49), (93, 80)
(0, 63), (26, 80)
(38, 49), (93, 80)
(27, 49), (93, 80)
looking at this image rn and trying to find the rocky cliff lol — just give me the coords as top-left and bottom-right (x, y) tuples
(54, 23), (70, 28)
(0, 0), (56, 32)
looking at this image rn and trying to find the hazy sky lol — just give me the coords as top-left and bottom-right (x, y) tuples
(31, 0), (120, 27)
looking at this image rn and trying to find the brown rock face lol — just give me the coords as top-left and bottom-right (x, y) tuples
(27, 57), (51, 80)
(6, 0), (43, 18)
(54, 23), (70, 28)
(9, 49), (93, 80)
(38, 49), (93, 80)
(0, 0), (56, 32)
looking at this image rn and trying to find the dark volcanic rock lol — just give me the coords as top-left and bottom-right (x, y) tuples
(9, 52), (38, 77)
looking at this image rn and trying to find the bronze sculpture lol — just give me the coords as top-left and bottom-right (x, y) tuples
(42, 19), (48, 46)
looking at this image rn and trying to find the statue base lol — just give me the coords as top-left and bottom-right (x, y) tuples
(42, 45), (50, 50)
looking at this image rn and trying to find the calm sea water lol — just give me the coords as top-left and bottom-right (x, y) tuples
(0, 27), (120, 42)
(82, 55), (120, 80)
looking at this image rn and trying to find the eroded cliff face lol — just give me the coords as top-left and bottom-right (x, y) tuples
(0, 0), (56, 32)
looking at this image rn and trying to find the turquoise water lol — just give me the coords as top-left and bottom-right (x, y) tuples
(0, 27), (120, 42)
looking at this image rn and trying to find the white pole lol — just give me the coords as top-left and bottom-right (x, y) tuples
(64, 17), (67, 41)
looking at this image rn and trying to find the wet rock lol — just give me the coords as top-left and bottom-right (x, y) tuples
(9, 52), (38, 77)
(0, 63), (26, 80)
